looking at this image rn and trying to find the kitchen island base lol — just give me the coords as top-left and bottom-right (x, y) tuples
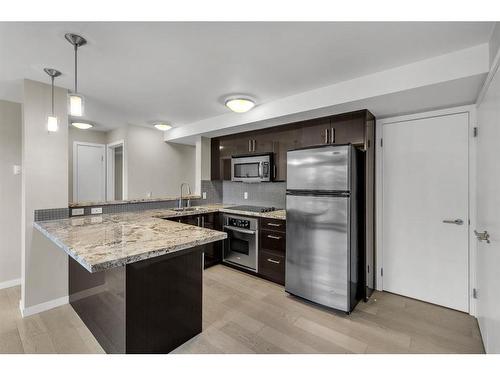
(69, 246), (203, 354)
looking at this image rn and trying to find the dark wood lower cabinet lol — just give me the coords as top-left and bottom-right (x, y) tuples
(258, 218), (286, 285)
(69, 246), (206, 354)
(258, 249), (285, 285)
(167, 213), (223, 269)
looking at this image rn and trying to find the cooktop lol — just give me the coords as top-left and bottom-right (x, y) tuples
(227, 205), (277, 213)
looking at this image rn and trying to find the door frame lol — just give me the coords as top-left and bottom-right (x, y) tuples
(106, 139), (127, 201)
(375, 105), (477, 315)
(73, 141), (107, 203)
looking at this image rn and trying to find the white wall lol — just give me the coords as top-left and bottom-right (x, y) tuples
(21, 79), (69, 314)
(126, 125), (195, 199)
(476, 44), (500, 353)
(104, 124), (196, 200)
(195, 136), (211, 194)
(0, 100), (22, 288)
(68, 127), (107, 203)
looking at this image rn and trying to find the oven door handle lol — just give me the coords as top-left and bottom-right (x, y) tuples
(224, 225), (256, 235)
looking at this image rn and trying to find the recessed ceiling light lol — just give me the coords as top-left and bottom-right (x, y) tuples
(154, 123), (172, 131)
(225, 97), (255, 113)
(72, 122), (93, 130)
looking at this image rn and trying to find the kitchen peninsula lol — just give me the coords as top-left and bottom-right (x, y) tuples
(34, 206), (229, 354)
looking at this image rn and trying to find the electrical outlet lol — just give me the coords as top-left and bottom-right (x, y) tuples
(202, 192), (207, 199)
(71, 208), (84, 216)
(91, 207), (103, 215)
(244, 192), (248, 200)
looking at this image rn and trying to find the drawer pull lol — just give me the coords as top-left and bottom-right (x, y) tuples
(267, 223), (281, 227)
(267, 258), (281, 264)
(267, 235), (282, 240)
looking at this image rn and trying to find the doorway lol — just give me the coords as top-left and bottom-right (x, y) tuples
(106, 140), (126, 201)
(377, 108), (474, 313)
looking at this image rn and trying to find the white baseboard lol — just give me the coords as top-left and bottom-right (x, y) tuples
(20, 295), (69, 318)
(0, 278), (21, 290)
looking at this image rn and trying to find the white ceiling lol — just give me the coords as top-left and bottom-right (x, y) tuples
(0, 22), (494, 131)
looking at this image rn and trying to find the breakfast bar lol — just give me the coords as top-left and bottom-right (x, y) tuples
(34, 209), (227, 353)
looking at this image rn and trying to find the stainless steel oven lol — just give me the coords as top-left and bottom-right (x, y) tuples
(223, 214), (258, 272)
(231, 153), (273, 182)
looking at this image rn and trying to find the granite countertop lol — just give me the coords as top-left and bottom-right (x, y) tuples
(33, 204), (285, 273)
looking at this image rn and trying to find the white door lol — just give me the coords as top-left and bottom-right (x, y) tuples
(382, 112), (469, 312)
(476, 68), (500, 353)
(73, 142), (106, 202)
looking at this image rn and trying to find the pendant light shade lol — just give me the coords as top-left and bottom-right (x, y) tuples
(47, 116), (59, 132)
(44, 68), (62, 133)
(69, 94), (84, 116)
(65, 33), (87, 117)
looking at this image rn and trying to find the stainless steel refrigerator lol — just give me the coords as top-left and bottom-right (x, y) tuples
(285, 144), (364, 313)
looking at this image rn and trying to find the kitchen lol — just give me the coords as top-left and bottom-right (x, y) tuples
(0, 12), (499, 372)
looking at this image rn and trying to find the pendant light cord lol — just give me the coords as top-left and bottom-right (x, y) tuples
(74, 44), (78, 93)
(51, 76), (55, 115)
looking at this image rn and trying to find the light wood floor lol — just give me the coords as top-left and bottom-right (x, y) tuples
(0, 265), (484, 354)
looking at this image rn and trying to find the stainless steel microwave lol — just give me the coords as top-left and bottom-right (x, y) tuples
(231, 153), (273, 182)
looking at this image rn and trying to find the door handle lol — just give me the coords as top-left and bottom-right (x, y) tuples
(324, 128), (329, 144)
(267, 235), (282, 240)
(442, 219), (464, 225)
(330, 127), (336, 143)
(474, 230), (490, 244)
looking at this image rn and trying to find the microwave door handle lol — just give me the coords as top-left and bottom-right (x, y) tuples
(259, 161), (264, 178)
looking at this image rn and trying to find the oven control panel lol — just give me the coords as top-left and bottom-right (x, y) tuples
(227, 217), (251, 229)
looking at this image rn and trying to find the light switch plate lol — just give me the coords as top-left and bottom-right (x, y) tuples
(13, 165), (21, 175)
(244, 192), (248, 200)
(91, 207), (103, 215)
(202, 192), (207, 199)
(72, 208), (84, 216)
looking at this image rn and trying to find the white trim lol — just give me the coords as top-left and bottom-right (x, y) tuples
(106, 139), (126, 201)
(0, 278), (21, 290)
(73, 141), (107, 203)
(476, 42), (500, 106)
(19, 295), (69, 318)
(376, 105), (477, 316)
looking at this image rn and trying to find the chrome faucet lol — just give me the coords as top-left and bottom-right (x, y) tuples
(179, 182), (192, 209)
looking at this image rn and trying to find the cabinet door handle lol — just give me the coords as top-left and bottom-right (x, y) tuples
(248, 139), (252, 152)
(253, 139), (256, 152)
(273, 164), (277, 180)
(267, 223), (281, 227)
(267, 258), (281, 264)
(267, 235), (282, 240)
(324, 128), (329, 144)
(330, 128), (336, 143)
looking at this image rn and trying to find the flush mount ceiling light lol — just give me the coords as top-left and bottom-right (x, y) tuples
(44, 68), (62, 133)
(154, 123), (173, 131)
(65, 33), (87, 117)
(225, 97), (255, 113)
(72, 122), (94, 130)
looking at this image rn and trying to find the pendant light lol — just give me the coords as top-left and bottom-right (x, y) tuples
(65, 33), (87, 117)
(44, 68), (62, 133)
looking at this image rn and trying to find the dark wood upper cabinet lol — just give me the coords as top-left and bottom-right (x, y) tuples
(211, 109), (375, 182)
(299, 118), (331, 147)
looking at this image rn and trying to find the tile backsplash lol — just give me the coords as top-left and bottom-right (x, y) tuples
(221, 181), (286, 208)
